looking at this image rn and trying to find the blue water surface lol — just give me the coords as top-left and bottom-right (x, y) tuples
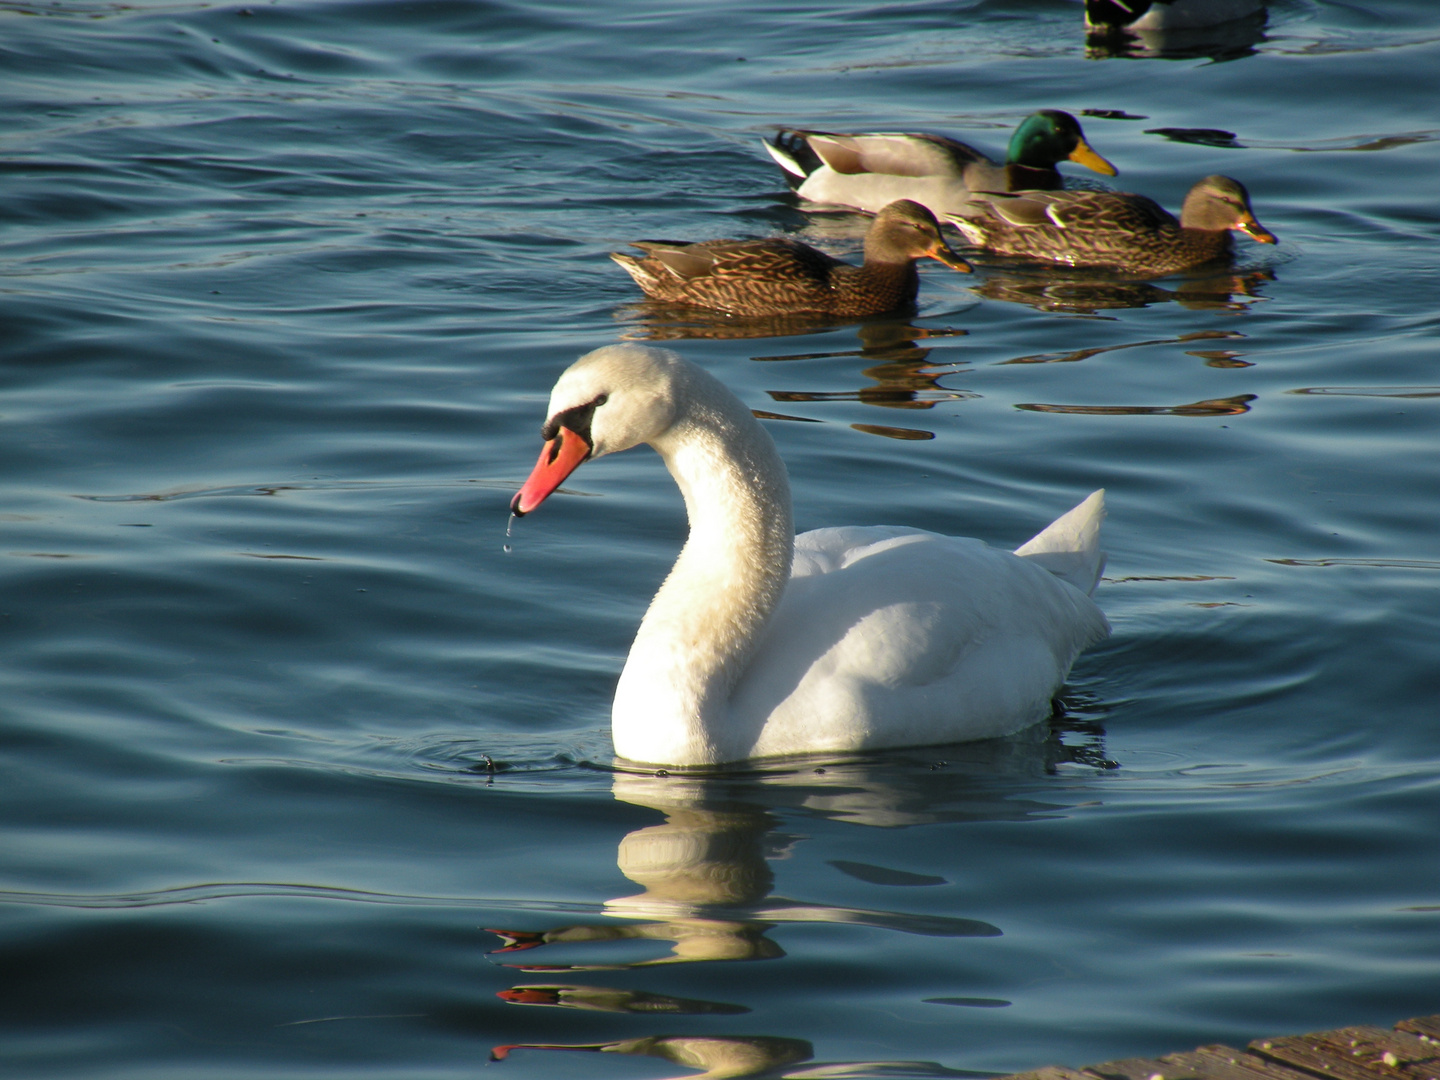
(2, 1), (1438, 1077)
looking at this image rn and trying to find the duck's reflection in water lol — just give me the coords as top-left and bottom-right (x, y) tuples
(1017, 393), (1255, 417)
(759, 334), (973, 416)
(1000, 329), (1247, 368)
(971, 265), (1273, 316)
(618, 309), (974, 441)
(760, 346), (974, 440)
(616, 302), (972, 348)
(757, 323), (974, 443)
(488, 726), (1108, 1077)
(1084, 9), (1267, 62)
(618, 300), (879, 343)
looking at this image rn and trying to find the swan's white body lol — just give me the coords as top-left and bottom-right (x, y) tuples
(513, 345), (1109, 769)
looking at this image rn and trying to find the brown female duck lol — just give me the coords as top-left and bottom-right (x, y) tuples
(611, 199), (971, 318)
(948, 174), (1276, 276)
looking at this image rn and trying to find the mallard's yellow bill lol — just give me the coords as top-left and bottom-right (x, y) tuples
(1069, 140), (1118, 178)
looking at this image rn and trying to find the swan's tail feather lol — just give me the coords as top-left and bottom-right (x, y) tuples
(1014, 489), (1107, 597)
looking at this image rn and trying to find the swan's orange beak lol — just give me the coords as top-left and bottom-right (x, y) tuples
(511, 425), (591, 517)
(490, 1041), (607, 1062)
(497, 987), (562, 1004)
(484, 928), (548, 952)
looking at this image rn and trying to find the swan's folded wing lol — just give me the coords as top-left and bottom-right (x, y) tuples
(733, 527), (1109, 757)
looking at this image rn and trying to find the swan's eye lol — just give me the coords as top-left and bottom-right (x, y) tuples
(543, 392), (609, 442)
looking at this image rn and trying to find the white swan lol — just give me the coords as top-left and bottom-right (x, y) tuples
(511, 345), (1110, 768)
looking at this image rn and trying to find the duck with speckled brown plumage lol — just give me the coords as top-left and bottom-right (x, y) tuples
(947, 174), (1276, 276)
(610, 199), (971, 318)
(763, 110), (1118, 218)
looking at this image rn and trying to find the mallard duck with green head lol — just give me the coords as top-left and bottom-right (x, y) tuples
(610, 199), (971, 318)
(948, 175), (1276, 276)
(1086, 0), (1265, 33)
(763, 110), (1118, 217)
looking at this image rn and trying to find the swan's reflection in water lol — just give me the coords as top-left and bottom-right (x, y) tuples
(490, 1032), (985, 1078)
(488, 725), (1108, 1077)
(486, 788), (784, 974)
(487, 774), (1000, 974)
(497, 983), (748, 1015)
(489, 1033), (814, 1077)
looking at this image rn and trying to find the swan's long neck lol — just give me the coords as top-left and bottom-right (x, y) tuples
(611, 390), (793, 767)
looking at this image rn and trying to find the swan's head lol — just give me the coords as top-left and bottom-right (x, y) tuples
(511, 345), (684, 517)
